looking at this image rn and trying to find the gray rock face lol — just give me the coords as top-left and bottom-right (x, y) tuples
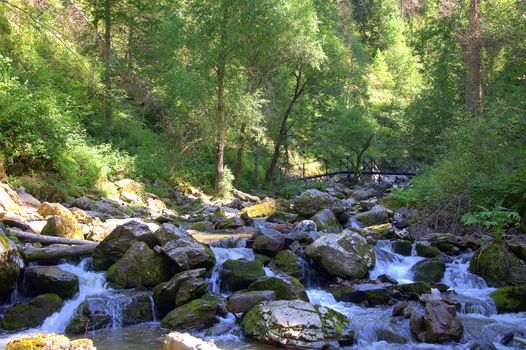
(311, 209), (340, 232)
(0, 231), (23, 300)
(175, 277), (208, 306)
(292, 190), (347, 217)
(305, 230), (375, 279)
(355, 208), (389, 227)
(156, 224), (215, 270)
(252, 234), (285, 256)
(411, 258), (446, 283)
(226, 290), (275, 314)
(25, 266), (79, 299)
(153, 268), (206, 312)
(410, 300), (463, 343)
(92, 220), (158, 270)
(242, 300), (350, 349)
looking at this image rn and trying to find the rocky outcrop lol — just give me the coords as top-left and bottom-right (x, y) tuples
(226, 290), (275, 314)
(270, 250), (303, 279)
(248, 275), (308, 301)
(107, 241), (171, 288)
(411, 258), (446, 283)
(5, 334), (94, 350)
(305, 230), (375, 279)
(156, 224), (215, 271)
(311, 209), (339, 232)
(161, 294), (220, 331)
(154, 269), (207, 312)
(92, 220), (159, 270)
(220, 259), (265, 292)
(293, 189), (347, 217)
(490, 286), (526, 313)
(1, 293), (63, 330)
(242, 300), (351, 349)
(163, 332), (218, 350)
(25, 266), (79, 299)
(0, 231), (23, 300)
(410, 300), (463, 343)
(469, 241), (526, 287)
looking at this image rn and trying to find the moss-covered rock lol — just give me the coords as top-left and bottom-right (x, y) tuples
(490, 286), (526, 313)
(252, 234), (285, 257)
(305, 230), (375, 279)
(266, 211), (298, 224)
(411, 259), (445, 283)
(311, 209), (340, 232)
(226, 290), (276, 314)
(392, 240), (412, 256)
(0, 231), (23, 301)
(364, 223), (393, 240)
(1, 293), (62, 330)
(176, 277), (208, 306)
(220, 259), (265, 292)
(6, 333), (93, 350)
(270, 250), (303, 279)
(161, 296), (218, 331)
(153, 268), (206, 312)
(38, 202), (83, 240)
(107, 241), (171, 288)
(242, 300), (350, 349)
(415, 243), (441, 258)
(25, 266), (79, 299)
(395, 282), (431, 297)
(469, 241), (526, 287)
(240, 200), (279, 218)
(355, 209), (389, 227)
(292, 189), (347, 217)
(330, 284), (392, 306)
(248, 275), (308, 301)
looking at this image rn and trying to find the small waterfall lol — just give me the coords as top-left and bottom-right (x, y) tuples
(208, 247), (256, 294)
(40, 258), (108, 333)
(370, 240), (423, 284)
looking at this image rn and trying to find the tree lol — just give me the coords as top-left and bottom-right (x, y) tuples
(103, 0), (113, 129)
(465, 0), (482, 117)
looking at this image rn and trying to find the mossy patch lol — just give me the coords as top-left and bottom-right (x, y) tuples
(491, 286), (526, 313)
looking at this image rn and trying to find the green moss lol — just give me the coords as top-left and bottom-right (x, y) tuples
(240, 200), (278, 218)
(248, 275), (308, 301)
(0, 233), (10, 250)
(415, 243), (441, 258)
(491, 286), (526, 313)
(1, 293), (63, 330)
(270, 250), (303, 278)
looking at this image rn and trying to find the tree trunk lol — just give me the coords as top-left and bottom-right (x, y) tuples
(88, 0), (99, 98)
(254, 145), (260, 188)
(233, 123), (246, 186)
(104, 0), (113, 129)
(126, 21), (134, 69)
(8, 228), (97, 246)
(465, 0), (482, 117)
(264, 70), (306, 185)
(214, 64), (226, 195)
(21, 244), (96, 262)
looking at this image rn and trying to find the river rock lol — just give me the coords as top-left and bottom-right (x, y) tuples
(395, 282), (432, 298)
(163, 332), (218, 350)
(92, 220), (159, 270)
(252, 234), (285, 256)
(220, 259), (265, 292)
(154, 268), (207, 312)
(415, 243), (441, 258)
(392, 240), (412, 256)
(25, 266), (79, 298)
(242, 299), (350, 349)
(156, 224), (215, 270)
(305, 230), (375, 279)
(292, 189), (347, 217)
(266, 211), (298, 224)
(311, 209), (340, 232)
(66, 290), (153, 334)
(176, 277), (208, 306)
(161, 294), (220, 331)
(107, 241), (171, 288)
(1, 293), (63, 330)
(0, 231), (23, 301)
(38, 202), (83, 240)
(270, 250), (303, 278)
(331, 284), (393, 306)
(226, 290), (276, 313)
(410, 300), (463, 343)
(5, 333), (94, 350)
(490, 285), (526, 313)
(469, 241), (526, 287)
(248, 275), (308, 301)
(411, 258), (446, 283)
(240, 200), (279, 218)
(355, 208), (389, 227)
(286, 220), (320, 244)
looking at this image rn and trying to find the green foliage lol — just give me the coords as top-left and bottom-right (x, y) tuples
(462, 205), (520, 239)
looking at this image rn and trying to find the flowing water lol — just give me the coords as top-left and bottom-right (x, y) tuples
(2, 242), (526, 349)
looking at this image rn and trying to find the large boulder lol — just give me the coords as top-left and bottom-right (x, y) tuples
(355, 208), (389, 227)
(490, 286), (526, 313)
(305, 230), (375, 279)
(25, 266), (79, 299)
(469, 241), (526, 287)
(292, 190), (347, 217)
(410, 300), (463, 343)
(242, 300), (351, 349)
(92, 220), (159, 270)
(153, 268), (207, 312)
(270, 250), (303, 279)
(411, 258), (446, 283)
(331, 284), (392, 306)
(161, 294), (220, 331)
(0, 184), (21, 213)
(175, 278), (208, 306)
(248, 275), (308, 301)
(252, 234), (285, 257)
(66, 290), (153, 334)
(156, 224), (215, 271)
(415, 243), (441, 258)
(107, 241), (171, 288)
(1, 293), (63, 330)
(240, 200), (279, 218)
(164, 332), (218, 350)
(5, 334), (94, 350)
(226, 290), (275, 314)
(38, 202), (83, 240)
(0, 231), (23, 301)
(220, 259), (265, 292)
(311, 209), (340, 232)
(286, 220), (320, 244)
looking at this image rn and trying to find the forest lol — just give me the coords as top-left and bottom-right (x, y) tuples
(0, 0), (526, 349)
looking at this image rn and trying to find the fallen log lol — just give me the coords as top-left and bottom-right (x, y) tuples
(7, 227), (97, 246)
(232, 188), (260, 203)
(20, 243), (96, 262)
